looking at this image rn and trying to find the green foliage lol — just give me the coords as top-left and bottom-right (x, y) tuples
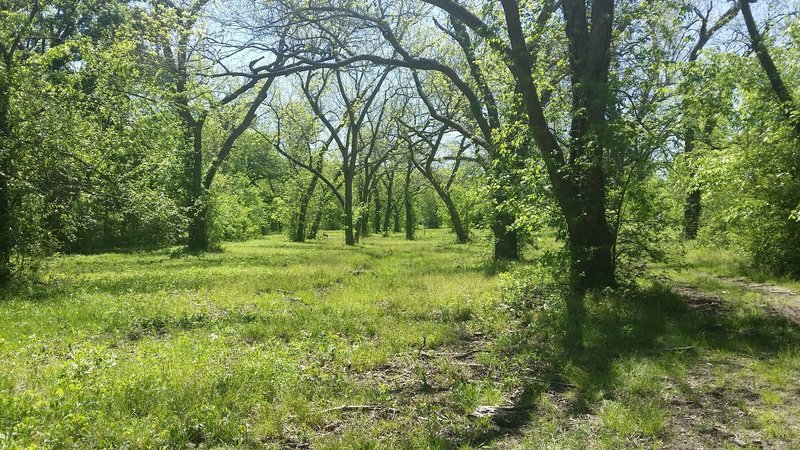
(681, 50), (800, 278)
(207, 174), (268, 243)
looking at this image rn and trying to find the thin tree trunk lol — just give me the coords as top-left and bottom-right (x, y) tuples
(682, 4), (738, 239)
(309, 203), (324, 240)
(430, 181), (467, 243)
(0, 154), (11, 283)
(393, 204), (401, 233)
(373, 190), (381, 234)
(404, 162), (414, 240)
(383, 174), (394, 235)
(292, 173), (319, 242)
(0, 77), (11, 282)
(187, 121), (208, 252)
(344, 173), (356, 245)
(741, 0), (800, 136)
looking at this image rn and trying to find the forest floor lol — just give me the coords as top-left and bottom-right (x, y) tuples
(1, 231), (800, 448)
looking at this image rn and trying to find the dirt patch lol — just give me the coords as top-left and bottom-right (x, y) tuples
(662, 359), (767, 449)
(713, 276), (800, 325)
(671, 283), (729, 314)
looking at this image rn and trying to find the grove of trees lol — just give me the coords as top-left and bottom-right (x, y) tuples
(1, 0), (799, 347)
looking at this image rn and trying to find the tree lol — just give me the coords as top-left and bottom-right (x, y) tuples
(0, 0), (41, 281)
(400, 121), (470, 243)
(679, 2), (739, 239)
(146, 0), (283, 251)
(268, 67), (395, 245)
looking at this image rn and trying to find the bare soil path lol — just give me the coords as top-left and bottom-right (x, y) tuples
(711, 275), (800, 325)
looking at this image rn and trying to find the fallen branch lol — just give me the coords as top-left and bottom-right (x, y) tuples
(427, 349), (488, 359)
(452, 349), (488, 359)
(663, 345), (695, 352)
(322, 405), (399, 415)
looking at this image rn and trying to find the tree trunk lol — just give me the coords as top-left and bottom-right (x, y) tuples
(741, 0), (800, 137)
(383, 174), (394, 235)
(0, 154), (11, 284)
(0, 73), (12, 283)
(436, 186), (467, 243)
(187, 203), (208, 252)
(344, 174), (356, 245)
(492, 207), (519, 260)
(393, 205), (401, 233)
(404, 163), (414, 240)
(186, 122), (208, 252)
(309, 204), (324, 240)
(414, 162), (468, 243)
(359, 190), (371, 238)
(683, 127), (701, 239)
(373, 191), (382, 234)
(292, 173), (318, 242)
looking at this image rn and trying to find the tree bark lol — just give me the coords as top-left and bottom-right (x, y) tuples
(308, 186), (330, 240)
(309, 206), (323, 240)
(492, 206), (519, 260)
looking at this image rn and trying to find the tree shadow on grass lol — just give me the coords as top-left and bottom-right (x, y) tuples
(460, 282), (800, 447)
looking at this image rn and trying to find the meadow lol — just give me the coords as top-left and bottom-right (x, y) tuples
(1, 230), (799, 448)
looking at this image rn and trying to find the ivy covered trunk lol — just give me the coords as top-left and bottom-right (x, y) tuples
(491, 207), (519, 260)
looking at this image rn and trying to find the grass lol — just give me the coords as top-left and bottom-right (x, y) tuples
(1, 230), (800, 448)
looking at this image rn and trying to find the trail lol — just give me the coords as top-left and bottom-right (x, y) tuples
(712, 275), (800, 325)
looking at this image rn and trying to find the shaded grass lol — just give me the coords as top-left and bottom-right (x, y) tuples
(481, 279), (800, 449)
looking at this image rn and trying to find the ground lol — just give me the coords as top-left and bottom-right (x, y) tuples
(1, 231), (799, 448)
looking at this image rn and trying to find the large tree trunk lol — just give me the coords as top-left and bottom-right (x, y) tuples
(492, 206), (519, 260)
(499, 0), (618, 352)
(292, 173), (319, 242)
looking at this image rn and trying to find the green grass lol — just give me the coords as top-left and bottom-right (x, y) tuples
(672, 242), (800, 291)
(1, 230), (799, 448)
